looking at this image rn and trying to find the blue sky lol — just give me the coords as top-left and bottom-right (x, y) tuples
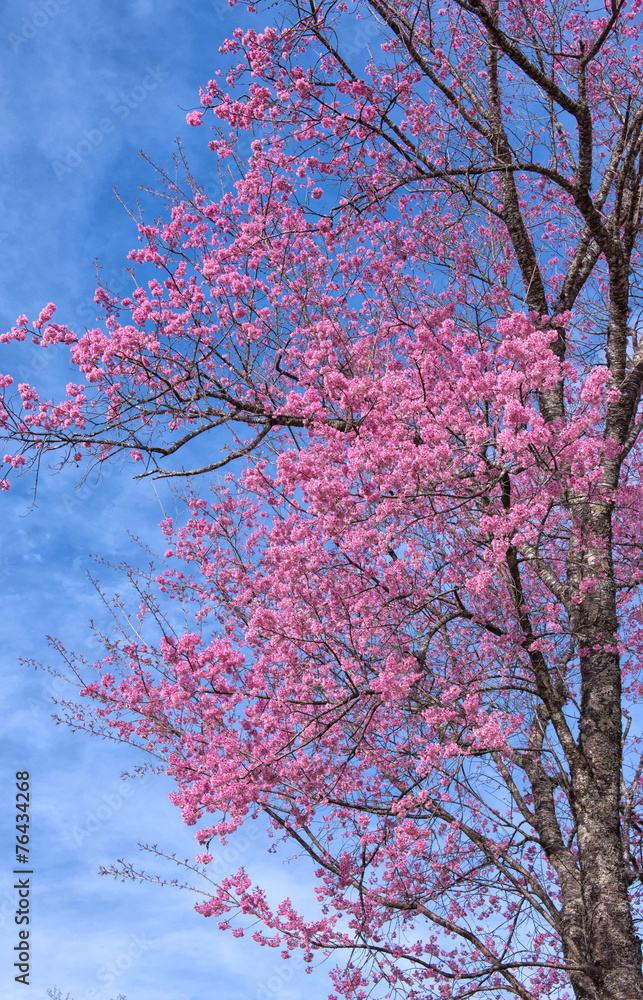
(0, 2), (338, 998)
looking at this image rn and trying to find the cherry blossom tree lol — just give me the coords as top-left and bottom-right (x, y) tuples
(5, 0), (643, 997)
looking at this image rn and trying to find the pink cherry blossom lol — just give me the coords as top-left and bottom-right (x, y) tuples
(4, 1), (643, 998)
